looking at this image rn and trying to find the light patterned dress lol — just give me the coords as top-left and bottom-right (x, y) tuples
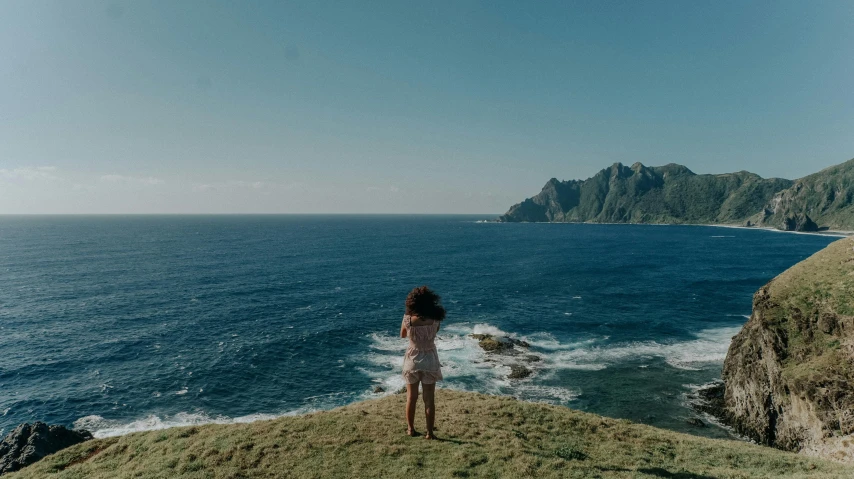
(401, 314), (443, 385)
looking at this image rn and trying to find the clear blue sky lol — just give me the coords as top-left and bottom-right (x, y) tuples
(1, 0), (853, 213)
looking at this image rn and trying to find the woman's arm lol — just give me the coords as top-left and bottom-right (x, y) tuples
(400, 317), (408, 338)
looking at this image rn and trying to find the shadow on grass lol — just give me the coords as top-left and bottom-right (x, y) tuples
(595, 466), (632, 473)
(404, 431), (481, 447)
(637, 468), (718, 479)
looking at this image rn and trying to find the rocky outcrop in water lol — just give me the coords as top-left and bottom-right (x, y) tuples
(508, 364), (533, 379)
(471, 334), (537, 380)
(0, 422), (92, 475)
(470, 334), (529, 354)
(716, 238), (854, 462)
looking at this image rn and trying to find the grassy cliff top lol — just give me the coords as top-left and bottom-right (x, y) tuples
(761, 237), (854, 364)
(9, 391), (852, 478)
(763, 237), (854, 319)
(752, 237), (854, 428)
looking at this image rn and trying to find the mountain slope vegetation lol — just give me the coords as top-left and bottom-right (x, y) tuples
(750, 159), (854, 231)
(501, 159), (854, 231)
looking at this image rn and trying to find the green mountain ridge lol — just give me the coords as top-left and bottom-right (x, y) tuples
(500, 158), (854, 231)
(749, 159), (854, 231)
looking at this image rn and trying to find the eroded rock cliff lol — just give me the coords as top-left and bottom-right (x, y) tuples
(721, 237), (854, 462)
(749, 159), (854, 232)
(0, 422), (92, 476)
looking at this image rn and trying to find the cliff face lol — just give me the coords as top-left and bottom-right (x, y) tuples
(500, 162), (793, 226)
(750, 159), (854, 232)
(722, 238), (854, 462)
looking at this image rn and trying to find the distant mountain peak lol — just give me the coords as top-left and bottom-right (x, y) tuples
(499, 158), (854, 231)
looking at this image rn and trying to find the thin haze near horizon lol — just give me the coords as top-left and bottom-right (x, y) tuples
(1, 1), (853, 214)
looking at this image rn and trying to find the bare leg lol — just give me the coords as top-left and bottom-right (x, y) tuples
(405, 382), (419, 436)
(422, 383), (436, 439)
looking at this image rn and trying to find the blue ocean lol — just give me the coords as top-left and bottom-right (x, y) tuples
(0, 216), (840, 440)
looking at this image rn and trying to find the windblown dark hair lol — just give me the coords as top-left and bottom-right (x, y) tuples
(405, 286), (446, 321)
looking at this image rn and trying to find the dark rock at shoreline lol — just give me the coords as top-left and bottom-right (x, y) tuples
(508, 365), (532, 379)
(782, 213), (819, 232)
(689, 382), (727, 420)
(471, 335), (537, 380)
(686, 418), (706, 428)
(0, 422), (92, 475)
(470, 334), (529, 355)
(373, 386), (385, 394)
(478, 336), (511, 353)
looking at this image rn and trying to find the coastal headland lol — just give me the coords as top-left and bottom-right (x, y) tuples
(500, 158), (854, 233)
(696, 237), (854, 463)
(6, 390), (852, 478)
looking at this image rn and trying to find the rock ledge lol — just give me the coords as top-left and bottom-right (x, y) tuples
(0, 422), (92, 476)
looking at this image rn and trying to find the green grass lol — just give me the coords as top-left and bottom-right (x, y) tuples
(761, 238), (854, 371)
(8, 391), (853, 478)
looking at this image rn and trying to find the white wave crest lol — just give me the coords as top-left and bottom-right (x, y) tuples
(470, 323), (512, 337)
(74, 409), (298, 439)
(550, 326), (741, 371)
(359, 322), (575, 406)
(360, 322), (739, 410)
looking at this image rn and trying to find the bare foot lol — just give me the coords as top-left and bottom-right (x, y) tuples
(407, 428), (418, 437)
(424, 432), (436, 440)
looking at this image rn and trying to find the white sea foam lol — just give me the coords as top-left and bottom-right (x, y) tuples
(360, 322), (741, 409)
(524, 332), (603, 351)
(78, 324), (738, 439)
(75, 391), (357, 439)
(360, 322), (575, 406)
(549, 326), (741, 371)
(74, 409), (299, 439)
(513, 384), (580, 403)
(470, 323), (512, 337)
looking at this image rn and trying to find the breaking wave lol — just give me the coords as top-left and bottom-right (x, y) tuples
(73, 323), (741, 439)
(359, 322), (741, 407)
(76, 410), (299, 439)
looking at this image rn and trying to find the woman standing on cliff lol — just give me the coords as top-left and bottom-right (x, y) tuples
(400, 286), (445, 440)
